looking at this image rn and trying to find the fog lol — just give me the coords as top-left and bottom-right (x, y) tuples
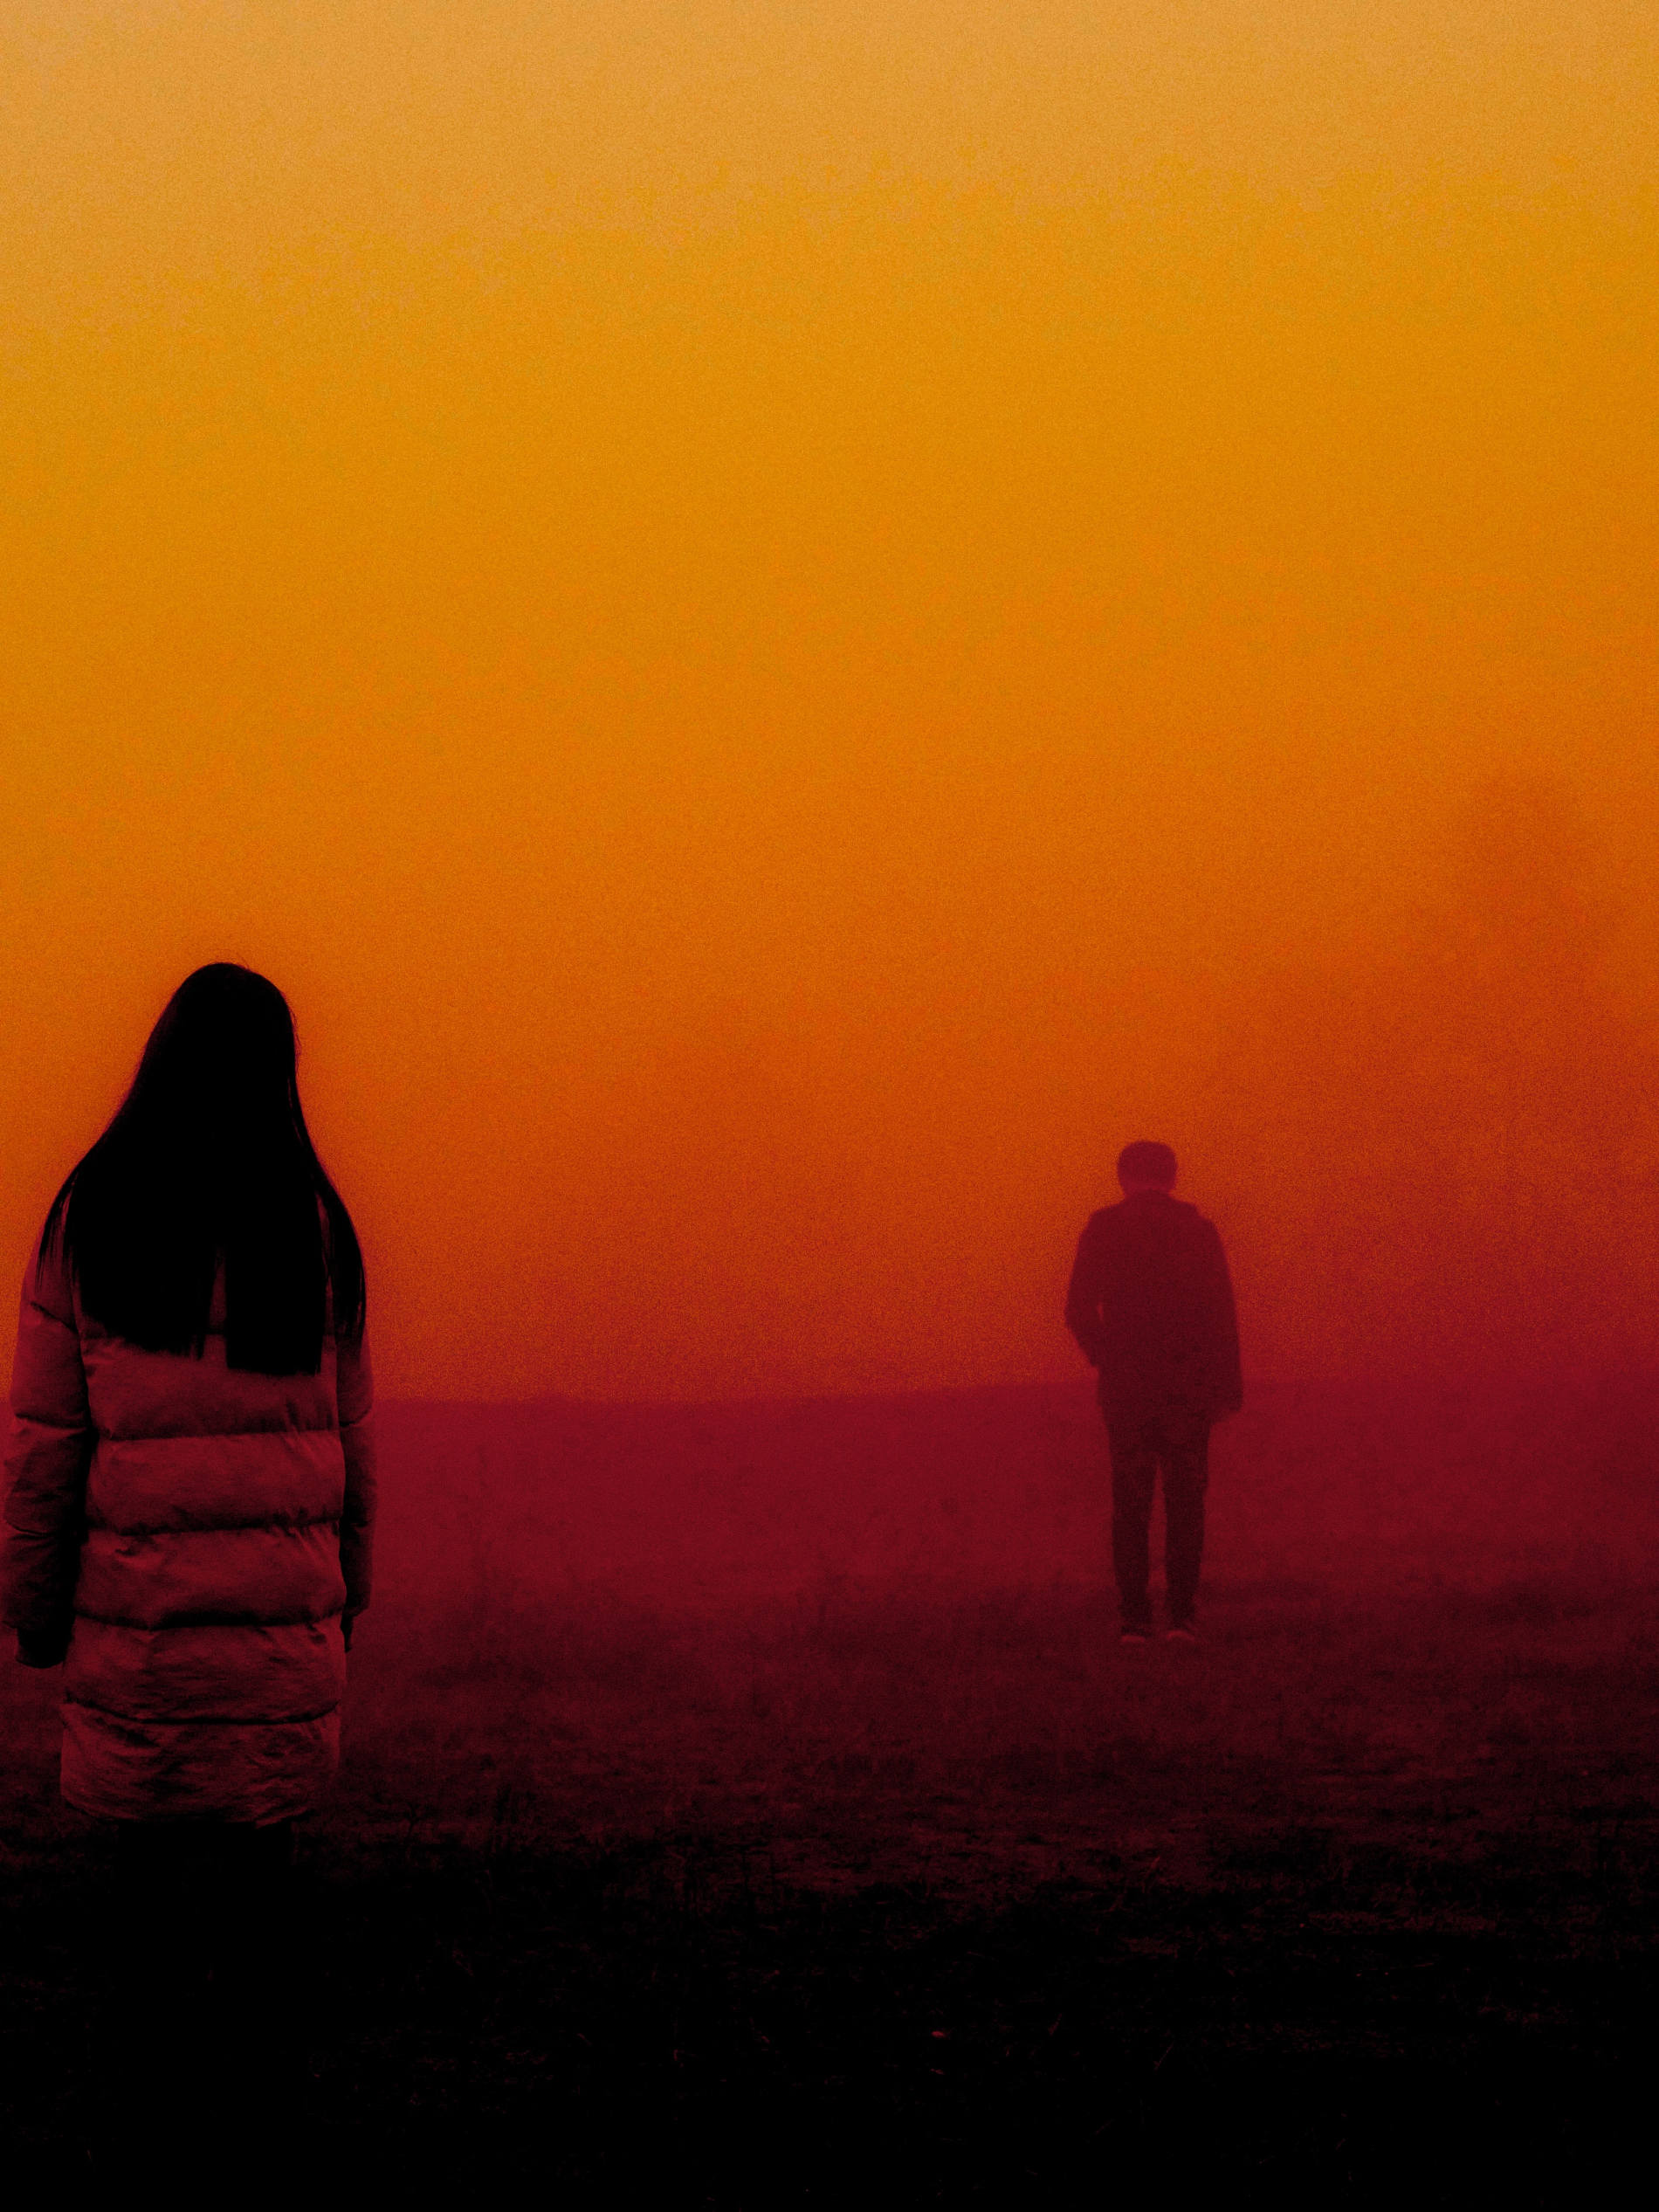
(1194, 776), (1659, 1383)
(2, 5), (1654, 1399)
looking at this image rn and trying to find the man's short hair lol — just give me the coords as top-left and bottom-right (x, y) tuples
(1118, 1140), (1177, 1188)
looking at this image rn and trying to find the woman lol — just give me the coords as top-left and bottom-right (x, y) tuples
(0, 963), (375, 2126)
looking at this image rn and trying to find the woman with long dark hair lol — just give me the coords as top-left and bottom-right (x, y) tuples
(0, 963), (375, 2141)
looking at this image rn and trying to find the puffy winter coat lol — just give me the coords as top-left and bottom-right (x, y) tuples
(1, 1232), (375, 1823)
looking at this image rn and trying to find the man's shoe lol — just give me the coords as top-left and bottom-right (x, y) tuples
(1165, 1624), (1199, 1643)
(1119, 1628), (1152, 1645)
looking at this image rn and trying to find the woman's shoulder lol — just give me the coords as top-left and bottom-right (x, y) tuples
(23, 1219), (78, 1327)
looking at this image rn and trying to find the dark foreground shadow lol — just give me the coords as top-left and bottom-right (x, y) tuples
(8, 1560), (1659, 2200)
(4, 1817), (1656, 2203)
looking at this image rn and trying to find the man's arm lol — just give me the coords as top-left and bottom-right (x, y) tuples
(1199, 1223), (1243, 1416)
(1064, 1217), (1109, 1368)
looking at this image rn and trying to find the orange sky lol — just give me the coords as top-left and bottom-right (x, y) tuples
(2, 3), (1656, 1397)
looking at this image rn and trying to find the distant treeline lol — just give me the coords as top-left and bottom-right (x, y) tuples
(1199, 776), (1659, 1377)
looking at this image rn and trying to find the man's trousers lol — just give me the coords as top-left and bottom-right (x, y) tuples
(1105, 1408), (1212, 1631)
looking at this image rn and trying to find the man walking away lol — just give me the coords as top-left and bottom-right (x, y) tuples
(1064, 1141), (1242, 1644)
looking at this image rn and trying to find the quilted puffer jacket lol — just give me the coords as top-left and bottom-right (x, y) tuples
(1, 1234), (375, 1823)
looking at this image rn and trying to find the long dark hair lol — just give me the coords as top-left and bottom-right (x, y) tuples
(42, 964), (365, 1375)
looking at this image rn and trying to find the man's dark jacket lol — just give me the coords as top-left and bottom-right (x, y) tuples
(1064, 1191), (1243, 1421)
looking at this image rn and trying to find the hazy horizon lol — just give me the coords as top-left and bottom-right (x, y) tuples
(3, 5), (1655, 1400)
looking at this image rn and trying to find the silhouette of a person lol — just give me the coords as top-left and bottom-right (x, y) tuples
(0, 963), (374, 2170)
(1064, 1141), (1242, 1643)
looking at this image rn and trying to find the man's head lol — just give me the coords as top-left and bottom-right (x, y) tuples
(1117, 1140), (1177, 1196)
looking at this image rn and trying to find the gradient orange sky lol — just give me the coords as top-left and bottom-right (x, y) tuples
(3, 4), (1656, 1397)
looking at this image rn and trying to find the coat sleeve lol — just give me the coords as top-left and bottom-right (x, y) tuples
(1200, 1223), (1243, 1416)
(2, 1239), (93, 1665)
(335, 1322), (377, 1626)
(1064, 1217), (1108, 1368)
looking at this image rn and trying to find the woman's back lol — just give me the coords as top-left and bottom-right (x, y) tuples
(21, 1242), (375, 1821)
(2, 962), (375, 1823)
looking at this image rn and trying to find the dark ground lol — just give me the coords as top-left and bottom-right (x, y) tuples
(3, 1378), (1658, 2199)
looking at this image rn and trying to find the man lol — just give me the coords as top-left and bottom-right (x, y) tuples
(1064, 1141), (1242, 1644)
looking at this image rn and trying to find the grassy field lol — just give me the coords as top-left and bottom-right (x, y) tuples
(3, 1378), (1658, 2196)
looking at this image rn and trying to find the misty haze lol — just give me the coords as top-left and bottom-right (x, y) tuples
(6, 775), (1657, 2194)
(4, 1), (1658, 2197)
